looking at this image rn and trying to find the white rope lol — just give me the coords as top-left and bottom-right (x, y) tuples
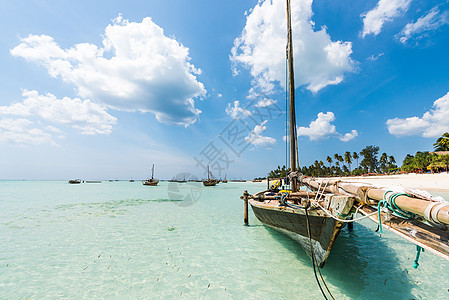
(313, 201), (378, 223)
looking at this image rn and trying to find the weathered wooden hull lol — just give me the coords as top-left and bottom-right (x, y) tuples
(143, 180), (159, 186)
(250, 200), (345, 267)
(202, 180), (218, 186)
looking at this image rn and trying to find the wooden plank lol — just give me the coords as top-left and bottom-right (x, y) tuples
(359, 205), (449, 261)
(301, 177), (449, 225)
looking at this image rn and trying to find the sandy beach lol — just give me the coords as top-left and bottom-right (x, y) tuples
(321, 173), (449, 192)
(261, 173), (449, 192)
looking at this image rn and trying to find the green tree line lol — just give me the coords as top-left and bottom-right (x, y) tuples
(267, 132), (449, 178)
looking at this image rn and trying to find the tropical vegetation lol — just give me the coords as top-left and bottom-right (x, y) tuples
(266, 132), (449, 178)
(433, 132), (449, 151)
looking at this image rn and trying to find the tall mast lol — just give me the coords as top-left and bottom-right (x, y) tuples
(286, 0), (297, 192)
(151, 164), (154, 179)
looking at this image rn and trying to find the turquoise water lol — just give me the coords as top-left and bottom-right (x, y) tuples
(1, 181), (448, 299)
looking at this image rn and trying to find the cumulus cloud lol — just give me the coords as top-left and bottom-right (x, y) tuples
(298, 112), (358, 141)
(0, 90), (116, 135)
(361, 0), (411, 38)
(387, 92), (449, 137)
(255, 98), (277, 108)
(225, 101), (252, 119)
(10, 15), (205, 126)
(397, 7), (449, 44)
(245, 120), (276, 147)
(0, 90), (117, 145)
(231, 0), (354, 94)
(0, 118), (54, 145)
(339, 130), (359, 142)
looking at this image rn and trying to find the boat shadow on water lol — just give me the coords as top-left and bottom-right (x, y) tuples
(264, 221), (415, 299)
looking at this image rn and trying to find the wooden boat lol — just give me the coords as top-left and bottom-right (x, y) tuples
(242, 0), (359, 268)
(168, 175), (187, 183)
(68, 179), (81, 184)
(222, 174), (228, 183)
(242, 0), (449, 282)
(246, 189), (353, 266)
(143, 164), (159, 186)
(202, 165), (218, 186)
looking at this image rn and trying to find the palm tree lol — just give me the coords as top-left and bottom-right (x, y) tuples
(344, 151), (352, 172)
(337, 154), (344, 165)
(326, 156), (332, 168)
(353, 152), (359, 168)
(442, 154), (449, 173)
(379, 153), (388, 173)
(433, 132), (449, 151)
(387, 155), (397, 172)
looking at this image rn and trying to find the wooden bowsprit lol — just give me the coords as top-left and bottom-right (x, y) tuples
(301, 177), (449, 262)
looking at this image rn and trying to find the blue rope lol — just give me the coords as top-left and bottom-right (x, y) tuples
(377, 191), (415, 236)
(413, 246), (424, 269)
(377, 191), (424, 269)
(279, 193), (288, 206)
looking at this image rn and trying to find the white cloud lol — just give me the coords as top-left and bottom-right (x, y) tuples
(245, 120), (276, 147)
(397, 7), (449, 44)
(0, 118), (54, 145)
(339, 130), (359, 142)
(361, 0), (411, 38)
(255, 98), (277, 108)
(10, 15), (206, 127)
(367, 53), (384, 61)
(387, 92), (449, 138)
(298, 112), (358, 142)
(231, 0), (354, 94)
(225, 101), (252, 119)
(0, 90), (116, 135)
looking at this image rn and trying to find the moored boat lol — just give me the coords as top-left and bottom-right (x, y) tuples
(68, 179), (81, 184)
(241, 1), (449, 274)
(222, 174), (228, 183)
(242, 0), (358, 268)
(143, 164), (159, 186)
(202, 165), (218, 186)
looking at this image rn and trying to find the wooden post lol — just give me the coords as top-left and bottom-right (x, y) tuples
(348, 216), (353, 231)
(267, 178), (270, 190)
(243, 190), (249, 226)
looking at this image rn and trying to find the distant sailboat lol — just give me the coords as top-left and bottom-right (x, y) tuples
(68, 179), (81, 184)
(168, 174), (187, 183)
(202, 166), (218, 186)
(143, 164), (159, 186)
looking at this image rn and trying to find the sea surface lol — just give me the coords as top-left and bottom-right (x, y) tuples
(1, 180), (448, 299)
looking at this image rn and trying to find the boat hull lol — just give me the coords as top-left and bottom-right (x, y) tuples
(202, 180), (218, 186)
(250, 200), (344, 267)
(143, 180), (159, 186)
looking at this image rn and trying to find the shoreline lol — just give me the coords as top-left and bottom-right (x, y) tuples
(256, 173), (449, 193)
(318, 173), (449, 193)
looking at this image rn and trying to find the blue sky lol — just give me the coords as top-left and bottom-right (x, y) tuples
(1, 0), (448, 180)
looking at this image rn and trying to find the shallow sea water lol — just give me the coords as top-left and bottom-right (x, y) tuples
(0, 180), (448, 299)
